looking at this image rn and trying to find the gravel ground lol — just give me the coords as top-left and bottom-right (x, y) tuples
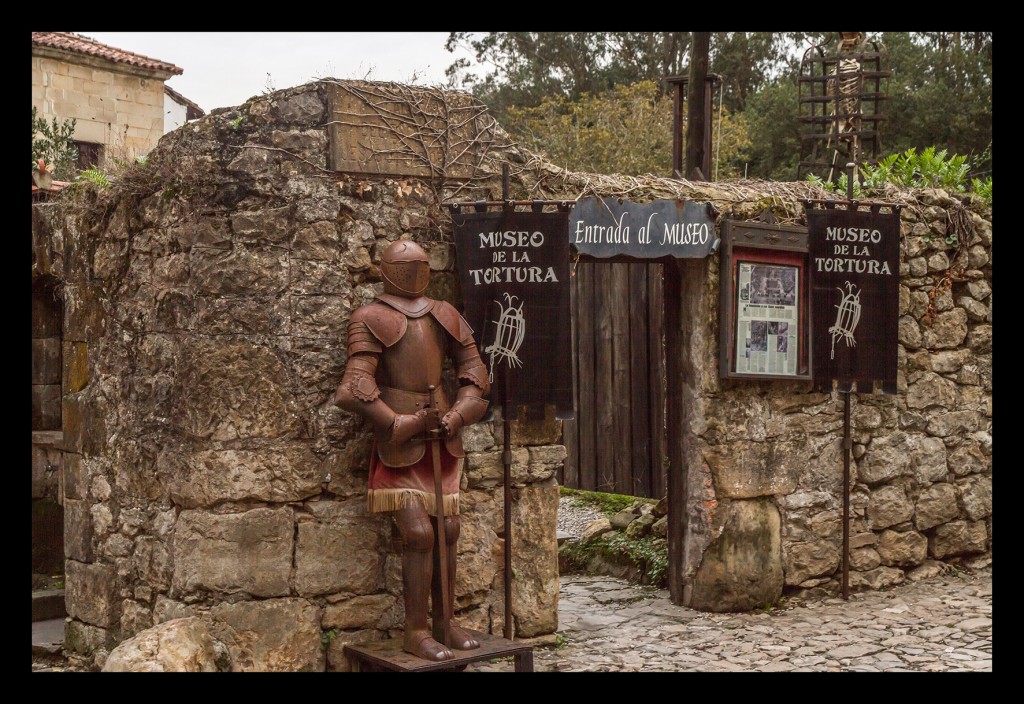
(557, 495), (605, 539)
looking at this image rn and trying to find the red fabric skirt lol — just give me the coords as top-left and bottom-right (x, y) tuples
(367, 440), (462, 517)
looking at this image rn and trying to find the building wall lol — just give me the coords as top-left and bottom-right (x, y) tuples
(31, 54), (167, 163)
(163, 93), (188, 134)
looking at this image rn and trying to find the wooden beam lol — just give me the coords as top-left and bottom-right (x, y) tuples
(664, 259), (685, 603)
(685, 32), (711, 181)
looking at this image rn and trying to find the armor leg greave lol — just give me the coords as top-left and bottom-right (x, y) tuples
(396, 506), (453, 661)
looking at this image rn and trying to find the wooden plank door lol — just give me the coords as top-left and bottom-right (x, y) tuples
(561, 261), (667, 499)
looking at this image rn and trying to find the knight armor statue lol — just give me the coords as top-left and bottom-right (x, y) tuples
(335, 239), (490, 662)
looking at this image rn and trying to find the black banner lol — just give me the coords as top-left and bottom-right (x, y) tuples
(807, 204), (900, 393)
(569, 197), (718, 259)
(452, 210), (574, 418)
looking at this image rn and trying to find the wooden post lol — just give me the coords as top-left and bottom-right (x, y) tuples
(664, 259), (685, 603)
(685, 32), (711, 181)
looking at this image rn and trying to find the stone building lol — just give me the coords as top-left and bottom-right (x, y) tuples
(31, 79), (991, 671)
(31, 32), (186, 168)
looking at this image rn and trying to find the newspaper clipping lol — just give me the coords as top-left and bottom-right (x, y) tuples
(734, 262), (799, 376)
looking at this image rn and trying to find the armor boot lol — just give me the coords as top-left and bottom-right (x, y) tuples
(430, 514), (480, 651)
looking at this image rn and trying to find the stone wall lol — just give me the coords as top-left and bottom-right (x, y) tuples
(680, 191), (992, 610)
(34, 81), (560, 670)
(36, 78), (992, 667)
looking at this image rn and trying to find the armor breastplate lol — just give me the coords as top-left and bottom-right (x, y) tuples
(373, 308), (466, 467)
(379, 316), (445, 393)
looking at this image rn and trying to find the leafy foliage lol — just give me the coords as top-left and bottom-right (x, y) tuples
(507, 80), (750, 178)
(445, 32), (991, 183)
(559, 486), (654, 516)
(971, 177), (992, 206)
(31, 107), (78, 181)
(808, 146), (992, 206)
(446, 32), (809, 128)
(77, 168), (111, 189)
(881, 32), (992, 175)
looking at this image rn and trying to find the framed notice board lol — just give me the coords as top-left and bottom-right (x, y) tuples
(719, 218), (813, 381)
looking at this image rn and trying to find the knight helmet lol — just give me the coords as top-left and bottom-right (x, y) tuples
(380, 240), (430, 298)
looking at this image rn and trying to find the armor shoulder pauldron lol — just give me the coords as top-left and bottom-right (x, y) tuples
(350, 302), (407, 348)
(430, 300), (474, 343)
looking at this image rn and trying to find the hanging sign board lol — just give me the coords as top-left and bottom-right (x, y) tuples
(452, 209), (574, 418)
(569, 197), (719, 259)
(806, 202), (901, 393)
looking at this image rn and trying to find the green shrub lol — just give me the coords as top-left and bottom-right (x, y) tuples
(809, 146), (992, 206)
(31, 107), (78, 181)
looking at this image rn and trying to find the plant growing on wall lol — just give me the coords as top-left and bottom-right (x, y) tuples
(808, 145), (992, 207)
(32, 107), (78, 181)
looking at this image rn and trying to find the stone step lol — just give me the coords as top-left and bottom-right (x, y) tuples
(32, 589), (66, 622)
(556, 530), (573, 545)
(32, 618), (64, 656)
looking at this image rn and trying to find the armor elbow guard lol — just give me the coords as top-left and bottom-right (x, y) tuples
(454, 339), (491, 396)
(336, 354), (381, 410)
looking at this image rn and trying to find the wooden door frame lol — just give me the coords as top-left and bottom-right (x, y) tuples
(569, 255), (698, 606)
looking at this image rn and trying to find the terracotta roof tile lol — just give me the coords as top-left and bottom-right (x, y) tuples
(32, 32), (183, 75)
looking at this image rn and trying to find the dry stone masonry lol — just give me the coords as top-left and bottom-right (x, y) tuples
(32, 79), (991, 669)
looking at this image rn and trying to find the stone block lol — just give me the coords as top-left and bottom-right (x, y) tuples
(704, 440), (800, 499)
(295, 499), (386, 597)
(867, 484), (913, 530)
(690, 498), (783, 611)
(914, 483), (959, 530)
(163, 443), (322, 509)
(103, 617), (228, 672)
(63, 341), (89, 392)
(172, 508), (293, 597)
(783, 538), (839, 587)
(956, 475), (992, 520)
(876, 529), (927, 567)
(322, 594), (396, 630)
(66, 560), (118, 628)
(173, 339), (301, 442)
(64, 498), (94, 562)
(929, 520), (988, 558)
(509, 480), (559, 636)
(207, 598), (324, 672)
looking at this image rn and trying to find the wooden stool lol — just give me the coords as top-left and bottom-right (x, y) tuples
(344, 629), (534, 672)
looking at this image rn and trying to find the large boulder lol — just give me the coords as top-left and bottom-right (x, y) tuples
(688, 498), (783, 611)
(102, 618), (230, 672)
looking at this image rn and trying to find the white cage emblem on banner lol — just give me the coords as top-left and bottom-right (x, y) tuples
(484, 293), (526, 383)
(829, 280), (862, 359)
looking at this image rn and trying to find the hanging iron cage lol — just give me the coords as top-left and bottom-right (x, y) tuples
(797, 33), (890, 184)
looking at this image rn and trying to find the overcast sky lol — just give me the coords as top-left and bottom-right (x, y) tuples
(74, 32), (480, 114)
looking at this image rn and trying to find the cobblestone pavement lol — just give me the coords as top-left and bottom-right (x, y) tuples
(467, 565), (992, 672)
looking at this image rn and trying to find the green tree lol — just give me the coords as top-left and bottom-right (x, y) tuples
(445, 32), (991, 182)
(710, 32), (823, 112)
(881, 32), (992, 176)
(446, 32), (694, 126)
(739, 76), (801, 180)
(32, 106), (78, 181)
(507, 79), (750, 179)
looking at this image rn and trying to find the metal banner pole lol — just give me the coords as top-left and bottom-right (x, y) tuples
(501, 163), (514, 640)
(840, 161), (855, 601)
